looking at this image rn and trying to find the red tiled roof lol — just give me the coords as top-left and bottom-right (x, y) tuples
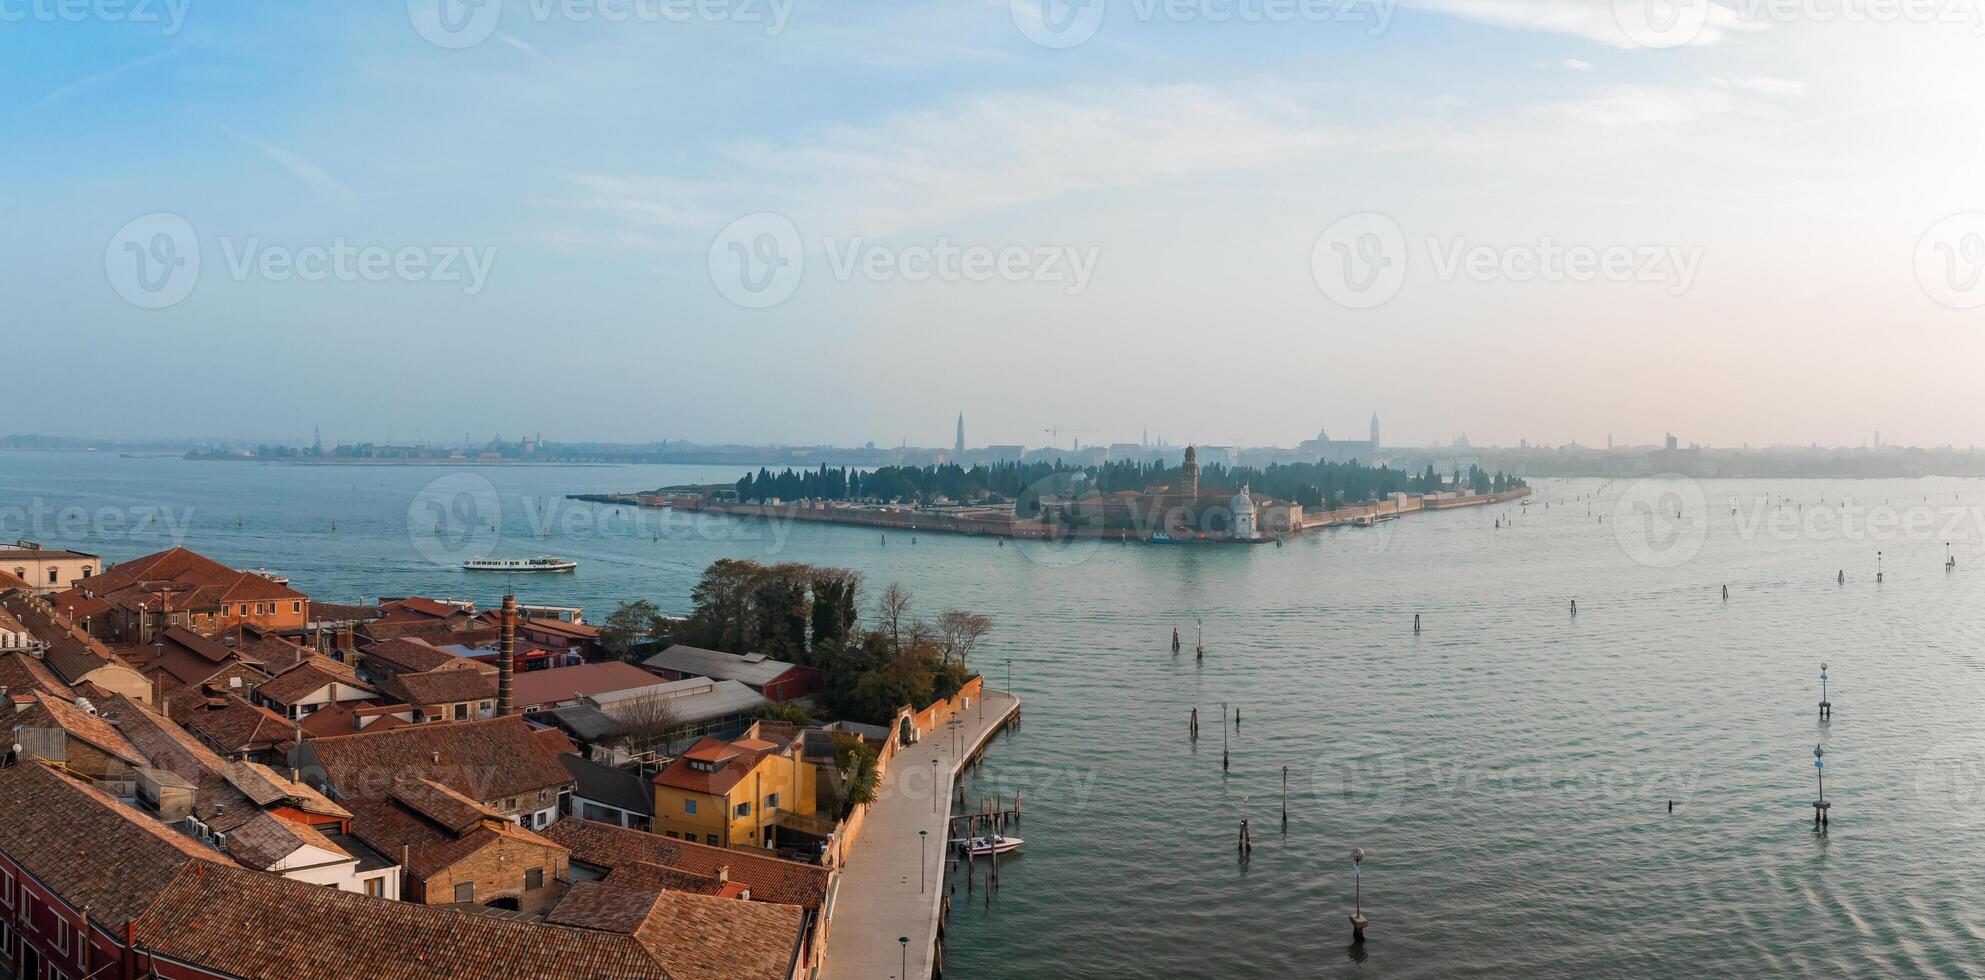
(544, 817), (830, 910)
(0, 762), (802, 980)
(16, 690), (148, 766)
(653, 737), (771, 796)
(0, 762), (227, 924)
(511, 661), (664, 709)
(1, 591), (126, 685)
(67, 546), (306, 615)
(0, 650), (74, 700)
(180, 695), (299, 755)
(257, 656), (375, 706)
(0, 569), (31, 591)
(362, 636), (477, 675)
(381, 667), (497, 707)
(307, 715), (574, 805)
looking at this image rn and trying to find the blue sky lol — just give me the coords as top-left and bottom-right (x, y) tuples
(7, 1), (1985, 449)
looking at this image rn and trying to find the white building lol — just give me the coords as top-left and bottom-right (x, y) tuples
(1231, 485), (1259, 541)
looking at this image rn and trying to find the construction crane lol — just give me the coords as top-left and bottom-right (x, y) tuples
(1042, 426), (1095, 451)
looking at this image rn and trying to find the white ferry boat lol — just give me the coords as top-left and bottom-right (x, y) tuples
(462, 556), (577, 573)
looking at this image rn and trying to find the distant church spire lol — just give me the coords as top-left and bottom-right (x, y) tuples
(1182, 445), (1200, 499)
(955, 413), (965, 455)
(1369, 412), (1381, 449)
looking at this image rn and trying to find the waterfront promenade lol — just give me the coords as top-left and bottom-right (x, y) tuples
(821, 688), (1020, 980)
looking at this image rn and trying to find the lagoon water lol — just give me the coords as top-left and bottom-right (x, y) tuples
(5, 451), (1985, 978)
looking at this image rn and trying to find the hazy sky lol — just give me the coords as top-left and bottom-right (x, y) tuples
(7, 1), (1985, 450)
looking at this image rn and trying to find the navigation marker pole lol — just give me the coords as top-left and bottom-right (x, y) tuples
(1819, 663), (1831, 721)
(1349, 849), (1369, 942)
(1813, 744), (1830, 831)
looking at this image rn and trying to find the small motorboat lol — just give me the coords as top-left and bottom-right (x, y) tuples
(954, 834), (1023, 857)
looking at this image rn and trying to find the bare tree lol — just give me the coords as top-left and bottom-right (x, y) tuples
(877, 583), (912, 655)
(934, 610), (993, 666)
(609, 693), (688, 762)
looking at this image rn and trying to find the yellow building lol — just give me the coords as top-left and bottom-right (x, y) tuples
(651, 733), (816, 850)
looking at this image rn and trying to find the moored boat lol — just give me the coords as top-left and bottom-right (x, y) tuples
(954, 834), (1023, 857)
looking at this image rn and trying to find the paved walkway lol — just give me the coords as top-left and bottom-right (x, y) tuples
(820, 689), (1019, 980)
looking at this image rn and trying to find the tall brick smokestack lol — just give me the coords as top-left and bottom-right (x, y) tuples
(499, 592), (517, 717)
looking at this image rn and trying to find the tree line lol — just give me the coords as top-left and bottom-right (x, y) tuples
(727, 458), (1526, 512)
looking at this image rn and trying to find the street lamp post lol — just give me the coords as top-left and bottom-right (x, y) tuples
(899, 936), (909, 979)
(930, 758), (939, 814)
(919, 830), (929, 893)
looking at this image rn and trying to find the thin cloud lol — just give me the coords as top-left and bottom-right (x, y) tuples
(1563, 58), (1595, 71)
(1714, 76), (1807, 96)
(35, 46), (183, 108)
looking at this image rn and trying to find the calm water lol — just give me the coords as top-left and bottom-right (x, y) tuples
(6, 451), (1985, 978)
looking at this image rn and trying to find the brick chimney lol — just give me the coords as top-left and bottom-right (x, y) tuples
(498, 592), (517, 716)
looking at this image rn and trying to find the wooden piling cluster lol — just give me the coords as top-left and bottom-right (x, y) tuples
(949, 794), (1023, 904)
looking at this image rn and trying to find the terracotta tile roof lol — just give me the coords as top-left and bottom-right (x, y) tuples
(1, 591), (123, 684)
(0, 762), (226, 924)
(306, 715), (574, 805)
(257, 655), (376, 706)
(548, 879), (669, 932)
(0, 546), (97, 562)
(218, 623), (315, 673)
(653, 736), (771, 796)
(545, 817), (830, 910)
(512, 661), (666, 708)
(297, 700), (411, 737)
(0, 649), (74, 700)
(306, 602), (384, 623)
(380, 596), (475, 620)
(631, 887), (806, 978)
(0, 764), (801, 980)
(0, 569), (32, 591)
(390, 776), (492, 834)
(16, 690), (148, 766)
(66, 546), (306, 616)
(180, 694), (298, 755)
(341, 787), (564, 880)
(361, 636), (479, 675)
(131, 858), (793, 980)
(521, 617), (603, 639)
(380, 667), (497, 707)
